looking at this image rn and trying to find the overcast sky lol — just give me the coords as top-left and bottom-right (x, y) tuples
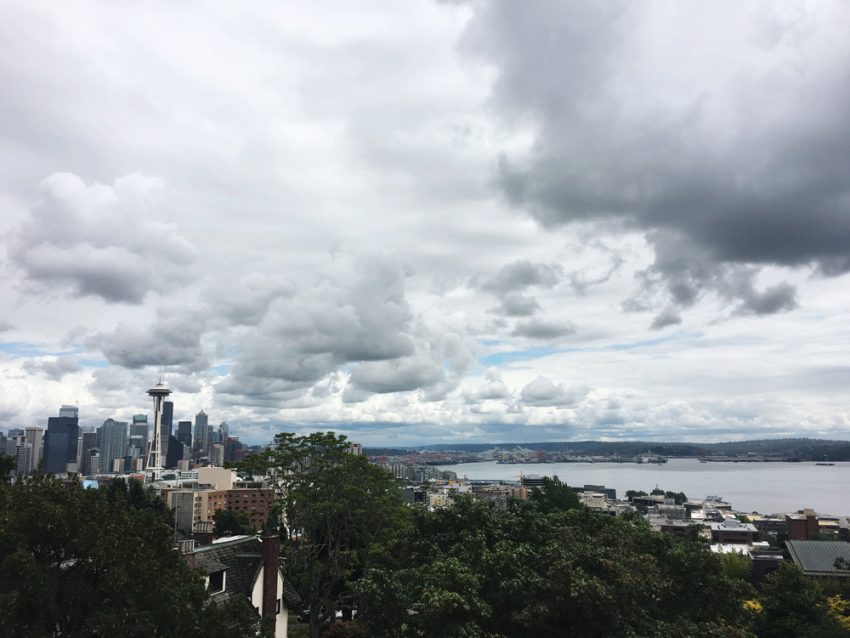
(2, 0), (850, 446)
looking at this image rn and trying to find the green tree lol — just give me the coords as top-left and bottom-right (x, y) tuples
(665, 490), (688, 504)
(527, 476), (582, 513)
(719, 552), (752, 583)
(0, 474), (259, 638)
(356, 496), (754, 638)
(270, 432), (408, 638)
(755, 563), (845, 638)
(0, 453), (15, 483)
(214, 508), (253, 536)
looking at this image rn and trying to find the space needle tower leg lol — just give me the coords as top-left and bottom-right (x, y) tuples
(146, 381), (172, 483)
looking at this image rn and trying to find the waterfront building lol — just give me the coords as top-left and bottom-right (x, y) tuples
(786, 540), (850, 591)
(787, 509), (820, 540)
(708, 519), (758, 544)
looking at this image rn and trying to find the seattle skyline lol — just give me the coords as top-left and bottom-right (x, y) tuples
(1, 1), (850, 447)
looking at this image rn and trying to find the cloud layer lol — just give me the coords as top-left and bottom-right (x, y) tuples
(0, 1), (849, 445)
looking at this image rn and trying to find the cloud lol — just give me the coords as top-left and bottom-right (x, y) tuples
(511, 318), (577, 340)
(22, 355), (82, 381)
(345, 332), (476, 403)
(9, 172), (194, 303)
(464, 368), (510, 402)
(0, 321), (14, 332)
(218, 255), (419, 405)
(650, 308), (681, 331)
(492, 292), (540, 317)
(481, 259), (562, 316)
(520, 375), (586, 407)
(463, 0), (850, 315)
(481, 259), (562, 294)
(92, 312), (208, 372)
(204, 273), (295, 327)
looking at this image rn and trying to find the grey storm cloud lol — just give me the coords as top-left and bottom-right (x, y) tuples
(93, 314), (209, 372)
(463, 0), (850, 317)
(511, 317), (577, 340)
(481, 259), (562, 316)
(481, 259), (562, 294)
(629, 233), (798, 325)
(22, 355), (82, 381)
(650, 308), (681, 331)
(9, 172), (195, 304)
(204, 273), (295, 327)
(218, 255), (422, 404)
(345, 332), (476, 403)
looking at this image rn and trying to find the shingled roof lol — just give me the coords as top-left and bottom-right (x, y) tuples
(191, 535), (301, 608)
(786, 540), (850, 577)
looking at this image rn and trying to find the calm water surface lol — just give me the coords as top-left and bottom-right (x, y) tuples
(436, 458), (850, 515)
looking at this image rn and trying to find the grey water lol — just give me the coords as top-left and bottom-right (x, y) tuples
(436, 457), (850, 515)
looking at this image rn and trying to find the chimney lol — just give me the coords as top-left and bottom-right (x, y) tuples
(262, 531), (281, 625)
(805, 509), (819, 539)
(179, 539), (196, 569)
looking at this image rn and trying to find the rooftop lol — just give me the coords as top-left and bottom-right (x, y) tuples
(786, 540), (850, 577)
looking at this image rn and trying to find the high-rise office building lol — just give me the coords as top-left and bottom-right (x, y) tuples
(224, 436), (242, 463)
(161, 401), (174, 438)
(24, 427), (44, 469)
(165, 435), (184, 469)
(43, 408), (80, 474)
(16, 443), (33, 475)
(59, 405), (79, 419)
(79, 431), (98, 475)
(177, 421), (192, 447)
(161, 400), (174, 460)
(97, 419), (128, 474)
(88, 448), (101, 475)
(210, 443), (224, 467)
(130, 415), (149, 462)
(5, 430), (24, 457)
(194, 410), (208, 452)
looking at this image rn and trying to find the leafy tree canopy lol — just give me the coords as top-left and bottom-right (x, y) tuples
(269, 432), (409, 638)
(0, 475), (258, 638)
(355, 495), (756, 638)
(214, 508), (253, 537)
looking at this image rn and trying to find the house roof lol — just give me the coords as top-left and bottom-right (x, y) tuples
(191, 535), (301, 608)
(786, 540), (850, 577)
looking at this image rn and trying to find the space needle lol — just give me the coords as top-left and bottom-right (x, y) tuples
(145, 380), (172, 482)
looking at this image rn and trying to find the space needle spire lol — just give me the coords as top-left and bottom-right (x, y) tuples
(146, 380), (172, 482)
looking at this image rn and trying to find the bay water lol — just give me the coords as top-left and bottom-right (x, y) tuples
(436, 457), (850, 515)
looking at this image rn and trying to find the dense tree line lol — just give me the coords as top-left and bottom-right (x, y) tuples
(0, 466), (258, 638)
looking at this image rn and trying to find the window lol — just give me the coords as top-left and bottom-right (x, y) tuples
(208, 569), (225, 593)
